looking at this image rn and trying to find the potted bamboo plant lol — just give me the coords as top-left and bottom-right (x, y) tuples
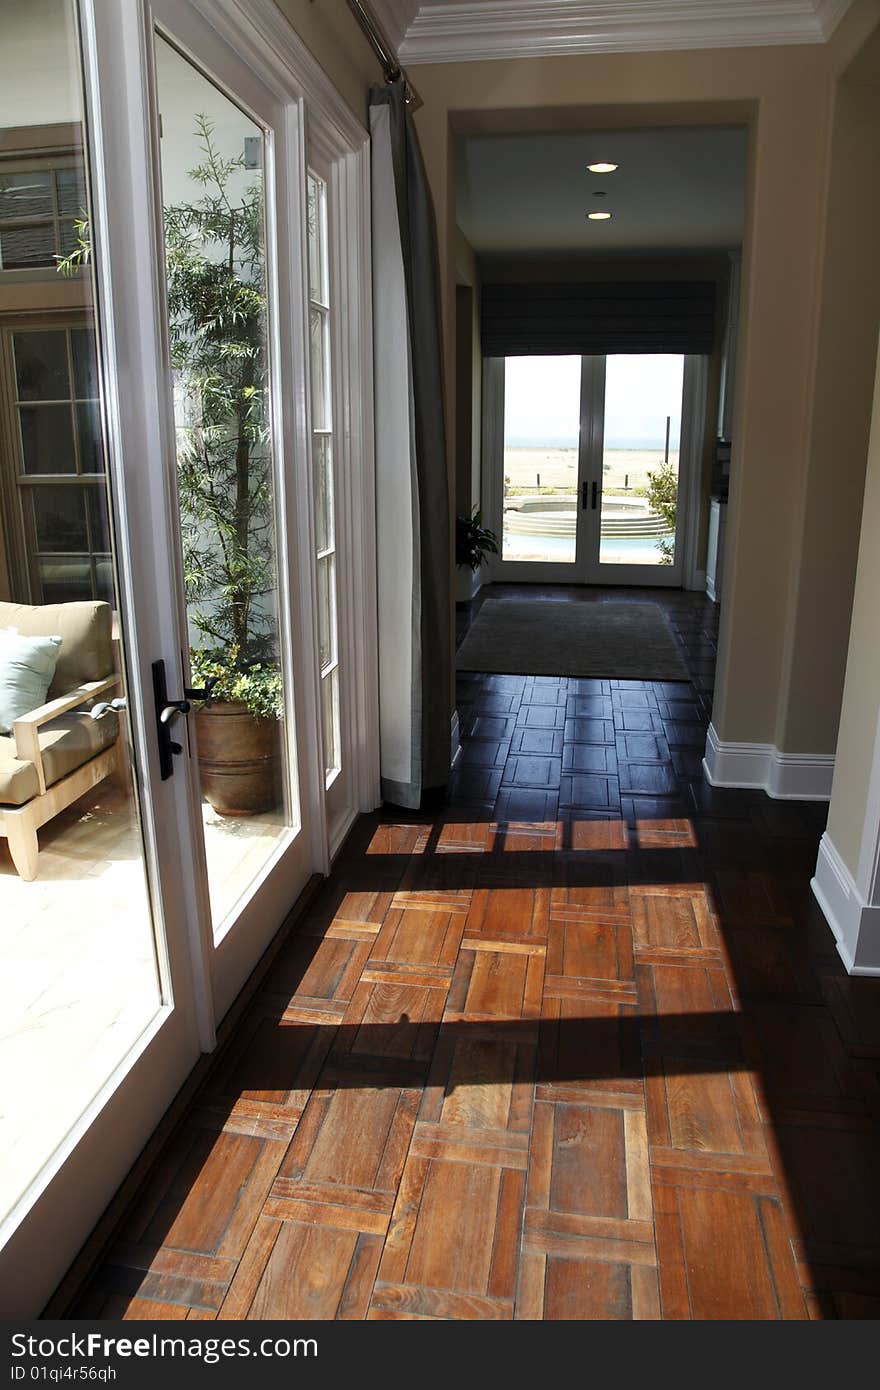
(167, 118), (283, 815)
(59, 119), (284, 813)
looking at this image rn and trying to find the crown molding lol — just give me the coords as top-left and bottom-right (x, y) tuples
(369, 0), (422, 49)
(815, 0), (858, 38)
(395, 0), (857, 66)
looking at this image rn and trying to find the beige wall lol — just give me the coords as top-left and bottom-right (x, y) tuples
(410, 36), (879, 753)
(776, 22), (880, 755)
(826, 335), (880, 872)
(454, 228), (482, 519)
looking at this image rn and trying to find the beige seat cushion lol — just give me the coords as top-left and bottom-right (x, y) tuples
(0, 734), (38, 806)
(0, 601), (114, 695)
(0, 710), (118, 807)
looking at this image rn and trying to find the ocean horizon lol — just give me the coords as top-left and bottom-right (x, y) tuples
(506, 436), (681, 451)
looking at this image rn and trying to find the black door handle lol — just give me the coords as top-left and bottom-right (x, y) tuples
(591, 480), (598, 510)
(152, 658), (187, 780)
(581, 480), (588, 510)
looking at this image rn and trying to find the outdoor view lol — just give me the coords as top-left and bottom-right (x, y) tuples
(502, 354), (685, 566)
(156, 36), (290, 936)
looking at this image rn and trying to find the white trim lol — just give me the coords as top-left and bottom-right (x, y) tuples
(812, 832), (880, 974)
(396, 0), (855, 66)
(703, 721), (835, 800)
(705, 573), (718, 602)
(687, 567), (707, 594)
(856, 706), (880, 905)
(816, 0), (858, 40)
(193, 0), (367, 149)
(681, 355), (708, 593)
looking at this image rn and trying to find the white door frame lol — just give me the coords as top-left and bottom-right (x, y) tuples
(483, 353), (706, 590)
(0, 0), (378, 1317)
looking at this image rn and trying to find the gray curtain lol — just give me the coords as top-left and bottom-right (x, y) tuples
(370, 83), (450, 809)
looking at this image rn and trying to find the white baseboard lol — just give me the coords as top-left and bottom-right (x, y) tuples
(812, 832), (880, 975)
(451, 708), (462, 768)
(705, 574), (719, 603)
(702, 722), (834, 800)
(685, 568), (706, 594)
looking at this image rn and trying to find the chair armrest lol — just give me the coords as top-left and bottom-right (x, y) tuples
(12, 675), (120, 794)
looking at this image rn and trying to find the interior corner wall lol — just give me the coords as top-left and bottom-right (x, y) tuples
(412, 44), (833, 756)
(775, 21), (880, 759)
(825, 331), (880, 874)
(455, 283), (475, 517)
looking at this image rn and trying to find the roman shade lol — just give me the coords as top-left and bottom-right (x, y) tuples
(481, 280), (716, 357)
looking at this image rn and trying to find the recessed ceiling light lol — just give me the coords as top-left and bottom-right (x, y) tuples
(587, 162), (618, 174)
(587, 211), (612, 221)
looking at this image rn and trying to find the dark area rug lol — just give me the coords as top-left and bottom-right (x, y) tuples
(456, 597), (690, 680)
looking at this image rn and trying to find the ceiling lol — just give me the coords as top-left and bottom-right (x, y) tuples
(456, 125), (747, 256)
(370, 0), (854, 65)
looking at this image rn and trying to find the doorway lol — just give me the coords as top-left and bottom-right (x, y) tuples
(484, 352), (697, 588)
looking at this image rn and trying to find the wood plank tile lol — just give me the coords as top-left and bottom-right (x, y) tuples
(370, 1283), (512, 1319)
(673, 1186), (803, 1319)
(247, 1219), (382, 1320)
(543, 1257), (633, 1319)
(404, 1160), (502, 1294)
(369, 905), (466, 972)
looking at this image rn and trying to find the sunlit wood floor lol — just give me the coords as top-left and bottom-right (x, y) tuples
(62, 589), (880, 1319)
(0, 781), (284, 1224)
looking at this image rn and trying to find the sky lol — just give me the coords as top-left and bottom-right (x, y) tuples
(503, 354), (684, 449)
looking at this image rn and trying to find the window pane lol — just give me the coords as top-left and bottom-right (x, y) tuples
(37, 554), (93, 603)
(86, 480), (112, 552)
(307, 172), (326, 305)
(321, 667), (340, 777)
(309, 306), (327, 429)
(156, 34), (290, 934)
(0, 0), (162, 1243)
(94, 554), (115, 604)
(0, 170), (52, 220)
(32, 485), (88, 551)
(313, 433), (333, 553)
(55, 166), (87, 217)
(0, 223), (54, 269)
(76, 400), (104, 473)
(502, 356), (580, 564)
(600, 354), (684, 567)
(14, 330), (70, 401)
(71, 326), (100, 399)
(19, 404), (76, 474)
(317, 553), (335, 671)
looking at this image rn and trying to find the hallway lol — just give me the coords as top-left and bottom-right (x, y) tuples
(68, 590), (880, 1320)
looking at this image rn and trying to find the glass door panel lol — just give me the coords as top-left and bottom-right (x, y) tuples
(501, 355), (581, 566)
(597, 354), (685, 573)
(154, 36), (291, 934)
(307, 168), (342, 786)
(0, 0), (163, 1244)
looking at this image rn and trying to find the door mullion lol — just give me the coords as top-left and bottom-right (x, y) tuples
(579, 354), (606, 582)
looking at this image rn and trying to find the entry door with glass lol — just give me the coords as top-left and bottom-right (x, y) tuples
(489, 353), (689, 587)
(149, 4), (317, 1014)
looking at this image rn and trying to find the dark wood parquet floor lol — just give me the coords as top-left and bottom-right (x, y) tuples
(70, 587), (880, 1320)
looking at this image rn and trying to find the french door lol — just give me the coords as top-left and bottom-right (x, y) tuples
(486, 353), (694, 587)
(0, 0), (375, 1317)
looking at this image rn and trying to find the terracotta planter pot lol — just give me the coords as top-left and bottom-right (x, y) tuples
(194, 700), (281, 816)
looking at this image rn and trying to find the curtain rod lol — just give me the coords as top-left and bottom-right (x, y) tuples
(345, 0), (422, 109)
